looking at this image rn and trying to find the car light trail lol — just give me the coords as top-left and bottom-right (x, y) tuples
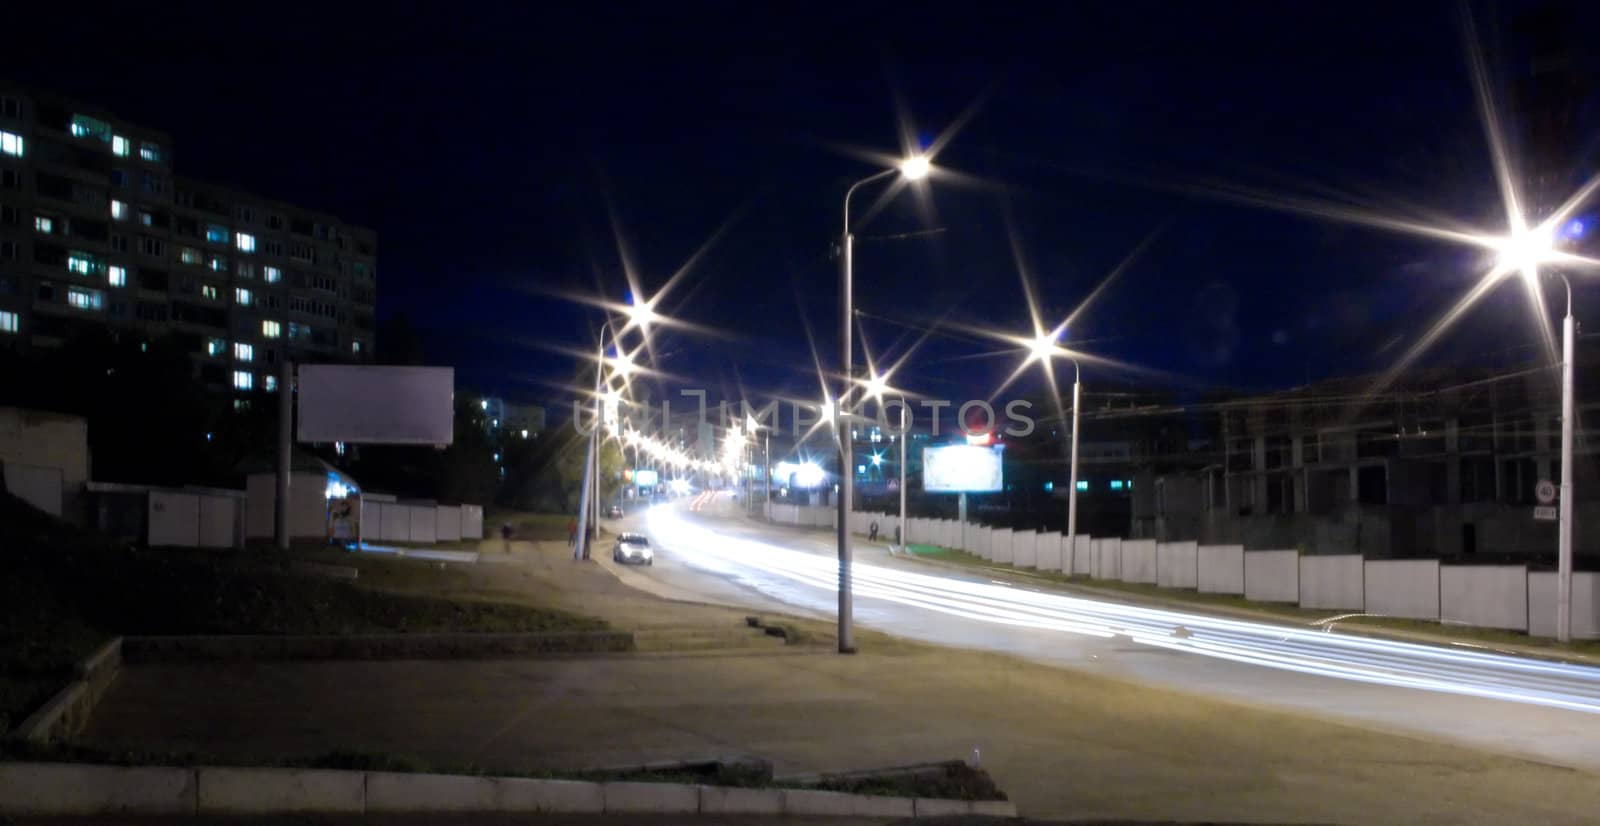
(647, 506), (1600, 715)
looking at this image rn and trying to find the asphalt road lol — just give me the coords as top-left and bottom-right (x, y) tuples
(615, 494), (1600, 774)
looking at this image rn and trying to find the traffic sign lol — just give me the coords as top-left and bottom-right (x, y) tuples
(1534, 505), (1558, 522)
(1536, 479), (1557, 505)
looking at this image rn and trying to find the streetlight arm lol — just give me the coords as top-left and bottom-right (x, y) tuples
(843, 168), (898, 237)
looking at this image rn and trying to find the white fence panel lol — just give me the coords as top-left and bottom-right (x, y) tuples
(1071, 535), (1093, 576)
(1529, 571), (1600, 639)
(1157, 541), (1199, 589)
(408, 505), (438, 544)
(1364, 559), (1440, 620)
(1197, 544), (1245, 594)
(1120, 539), (1157, 584)
(380, 503), (409, 542)
(148, 491), (200, 547)
(1244, 550), (1299, 603)
(1093, 538), (1121, 580)
(1299, 554), (1364, 611)
(1013, 530), (1038, 568)
(991, 528), (1014, 565)
(1037, 531), (1064, 571)
(976, 526), (992, 561)
(1440, 565), (1528, 631)
(436, 506), (462, 543)
(198, 496), (236, 548)
(460, 504), (484, 540)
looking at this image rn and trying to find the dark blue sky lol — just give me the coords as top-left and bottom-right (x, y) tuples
(11, 1), (1598, 409)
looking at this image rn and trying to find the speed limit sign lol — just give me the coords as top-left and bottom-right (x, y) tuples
(1536, 479), (1557, 505)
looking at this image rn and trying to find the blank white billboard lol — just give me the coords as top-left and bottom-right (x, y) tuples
(298, 365), (455, 445)
(923, 444), (1003, 493)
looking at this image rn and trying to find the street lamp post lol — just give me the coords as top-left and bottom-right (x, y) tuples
(837, 155), (928, 654)
(1557, 275), (1575, 643)
(897, 402), (908, 550)
(1066, 359), (1082, 543)
(576, 321), (627, 561)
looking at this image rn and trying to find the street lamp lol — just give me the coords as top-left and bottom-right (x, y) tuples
(575, 322), (632, 561)
(836, 153), (931, 654)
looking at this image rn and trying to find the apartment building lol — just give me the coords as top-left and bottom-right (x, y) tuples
(0, 86), (376, 396)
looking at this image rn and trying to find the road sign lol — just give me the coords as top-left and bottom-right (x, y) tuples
(1534, 505), (1558, 521)
(1537, 479), (1557, 505)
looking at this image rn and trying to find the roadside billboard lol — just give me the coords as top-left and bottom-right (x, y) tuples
(297, 365), (455, 445)
(635, 469), (659, 487)
(923, 444), (1003, 493)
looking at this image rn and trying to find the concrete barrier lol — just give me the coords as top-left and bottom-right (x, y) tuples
(1441, 565), (1528, 631)
(1364, 559), (1441, 620)
(1197, 544), (1245, 594)
(916, 797), (973, 817)
(1299, 554), (1364, 611)
(1071, 535), (1092, 575)
(0, 763), (197, 815)
(497, 777), (605, 812)
(1528, 571), (1600, 639)
(1013, 530), (1037, 568)
(1157, 540), (1198, 589)
(367, 772), (496, 812)
(197, 767), (363, 814)
(783, 789), (914, 818)
(12, 637), (122, 743)
(1244, 550), (1299, 603)
(1037, 531), (1063, 571)
(990, 528), (1014, 565)
(698, 786), (783, 815)
(1120, 539), (1157, 584)
(1093, 537), (1121, 580)
(603, 781), (700, 813)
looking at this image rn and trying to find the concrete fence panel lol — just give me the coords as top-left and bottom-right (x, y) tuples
(408, 505), (438, 545)
(360, 498), (382, 542)
(973, 525), (989, 560)
(3, 462), (63, 518)
(1013, 530), (1038, 569)
(1363, 559), (1441, 620)
(1156, 541), (1199, 589)
(1071, 535), (1093, 575)
(198, 495), (237, 548)
(1528, 571), (1600, 639)
(379, 503), (409, 542)
(461, 504), (484, 539)
(991, 528), (1014, 565)
(1441, 565), (1528, 631)
(436, 506), (462, 543)
(1120, 539), (1157, 584)
(148, 491), (201, 547)
(1244, 550), (1299, 603)
(1299, 554), (1364, 611)
(1093, 537), (1121, 580)
(1198, 544), (1245, 594)
(1036, 531), (1064, 571)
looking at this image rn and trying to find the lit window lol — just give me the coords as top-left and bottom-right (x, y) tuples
(233, 370), (253, 391)
(264, 374), (278, 392)
(235, 232), (256, 252)
(108, 266), (127, 287)
(262, 320), (281, 338)
(67, 252), (102, 275)
(0, 310), (16, 333)
(110, 200), (128, 220)
(233, 399), (250, 412)
(139, 141), (162, 162)
(180, 247), (201, 265)
(67, 287), (103, 311)
(1075, 480), (1089, 491)
(235, 287), (252, 306)
(351, 340), (362, 354)
(0, 130), (21, 157)
(234, 342), (254, 362)
(206, 224), (228, 244)
(34, 216), (53, 234)
(206, 337), (225, 357)
(69, 115), (111, 141)
(1044, 481), (1054, 492)
(139, 211), (153, 227)
(1110, 480), (1124, 491)
(201, 284), (218, 300)
(208, 255), (227, 273)
(112, 135), (130, 157)
(263, 266), (281, 283)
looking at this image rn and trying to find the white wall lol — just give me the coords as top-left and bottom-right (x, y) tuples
(436, 506), (462, 543)
(1244, 550), (1299, 603)
(0, 408), (88, 519)
(380, 503), (409, 542)
(148, 492), (200, 547)
(4, 463), (62, 517)
(245, 472), (329, 540)
(1013, 530), (1038, 569)
(1528, 572), (1600, 639)
(1440, 565), (1528, 631)
(991, 528), (1013, 565)
(198, 496), (236, 548)
(1157, 541), (1198, 589)
(1198, 544), (1245, 594)
(1363, 559), (1440, 620)
(976, 525), (991, 560)
(408, 505), (438, 544)
(1120, 539), (1157, 584)
(1094, 537), (1121, 580)
(461, 504), (484, 540)
(1299, 555), (1364, 611)
(1071, 535), (1093, 576)
(1037, 532), (1064, 571)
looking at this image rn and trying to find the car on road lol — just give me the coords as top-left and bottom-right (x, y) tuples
(606, 505), (624, 518)
(612, 532), (653, 565)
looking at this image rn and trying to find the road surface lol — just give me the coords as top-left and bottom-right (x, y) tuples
(611, 494), (1600, 773)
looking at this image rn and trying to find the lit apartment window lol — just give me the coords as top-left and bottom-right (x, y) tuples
(67, 287), (103, 311)
(0, 310), (16, 333)
(262, 320), (281, 338)
(201, 284), (218, 300)
(112, 135), (130, 157)
(206, 337), (225, 357)
(206, 224), (228, 244)
(140, 141), (163, 163)
(233, 370), (253, 391)
(351, 340), (362, 354)
(34, 216), (53, 234)
(110, 200), (128, 220)
(180, 247), (201, 265)
(108, 266), (127, 287)
(139, 210), (153, 227)
(235, 232), (256, 252)
(67, 252), (102, 276)
(264, 374), (278, 392)
(234, 342), (254, 362)
(264, 266), (282, 283)
(235, 287), (252, 306)
(208, 255), (227, 273)
(0, 130), (22, 157)
(69, 115), (111, 141)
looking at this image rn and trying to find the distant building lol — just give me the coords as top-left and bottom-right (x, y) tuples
(476, 396), (546, 438)
(0, 85), (378, 397)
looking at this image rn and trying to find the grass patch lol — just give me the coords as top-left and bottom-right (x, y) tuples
(0, 494), (606, 735)
(486, 511), (575, 542)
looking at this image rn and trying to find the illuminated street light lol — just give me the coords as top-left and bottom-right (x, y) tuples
(624, 294), (658, 332)
(899, 154), (930, 181)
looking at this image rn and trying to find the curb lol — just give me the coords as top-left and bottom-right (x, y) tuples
(9, 637), (122, 744)
(0, 762), (1019, 818)
(121, 631), (635, 663)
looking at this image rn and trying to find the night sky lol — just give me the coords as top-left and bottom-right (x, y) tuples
(11, 1), (1599, 413)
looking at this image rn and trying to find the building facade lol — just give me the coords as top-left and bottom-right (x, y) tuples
(0, 86), (376, 396)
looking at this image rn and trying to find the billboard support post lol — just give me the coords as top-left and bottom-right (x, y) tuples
(275, 359), (292, 551)
(958, 491), (967, 551)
